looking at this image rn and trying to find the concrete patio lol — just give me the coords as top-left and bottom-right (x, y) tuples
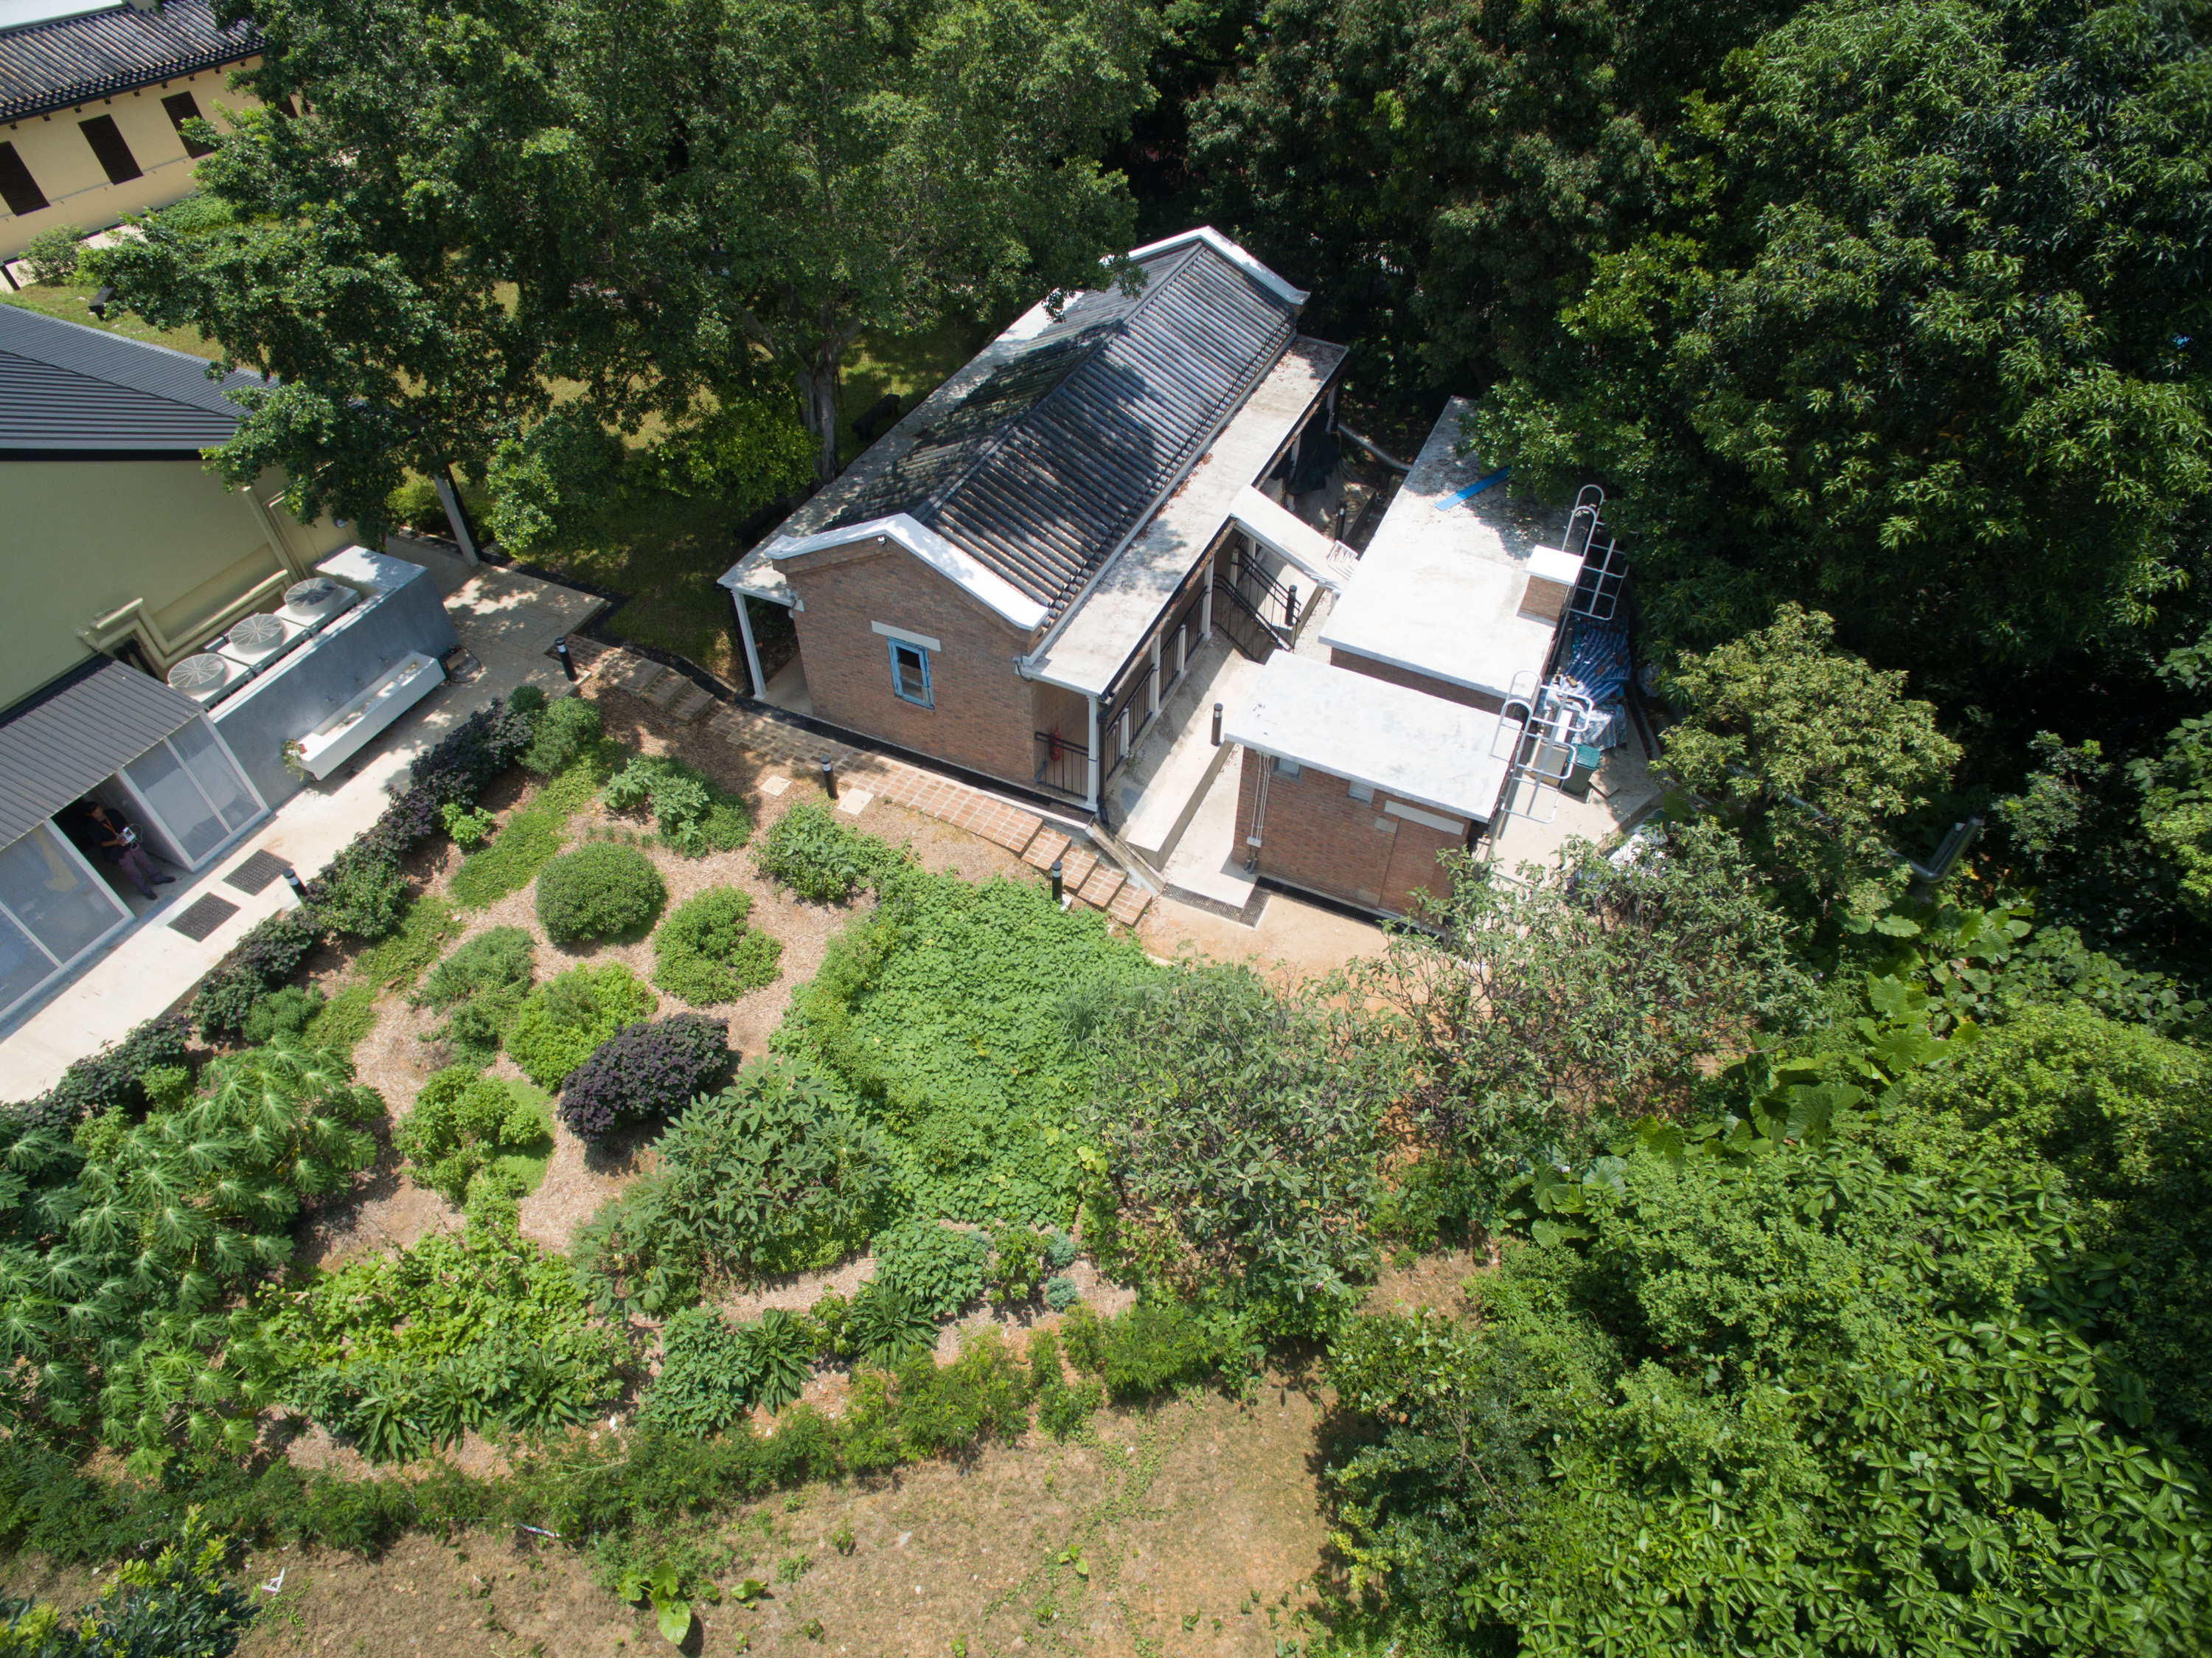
(0, 544), (601, 1098)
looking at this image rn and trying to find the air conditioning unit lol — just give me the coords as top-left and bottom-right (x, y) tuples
(214, 611), (307, 670)
(167, 652), (251, 707)
(279, 577), (358, 632)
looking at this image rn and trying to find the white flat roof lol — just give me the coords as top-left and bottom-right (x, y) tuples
(1027, 336), (1346, 696)
(1223, 653), (1513, 823)
(1320, 398), (1574, 701)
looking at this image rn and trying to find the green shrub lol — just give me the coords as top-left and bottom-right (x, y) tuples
(0, 1507), (256, 1657)
(1091, 1302), (1222, 1401)
(987, 1224), (1050, 1308)
(451, 758), (604, 908)
(557, 1013), (731, 1142)
(842, 1283), (939, 1369)
(385, 473), (448, 535)
(604, 753), (752, 857)
(396, 1067), (552, 1205)
(1045, 1229), (1077, 1270)
(536, 841), (665, 943)
(755, 803), (897, 903)
(21, 224), (82, 285)
(417, 926), (535, 1064)
(639, 1308), (815, 1436)
(441, 799), (496, 848)
(137, 1066), (193, 1113)
(1045, 1275), (1079, 1312)
(878, 1331), (1029, 1455)
(1036, 1378), (1101, 1440)
(507, 963), (658, 1089)
(524, 694), (602, 777)
(148, 192), (237, 236)
(240, 1209), (629, 1463)
(872, 1221), (989, 1320)
(653, 886), (783, 1003)
(310, 850), (409, 940)
(242, 983), (323, 1046)
(572, 1059), (886, 1314)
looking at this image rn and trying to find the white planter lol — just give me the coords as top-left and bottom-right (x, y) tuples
(294, 651), (445, 780)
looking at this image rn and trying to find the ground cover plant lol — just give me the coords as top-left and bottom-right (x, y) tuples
(507, 964), (659, 1090)
(0, 1508), (256, 1657)
(574, 1059), (888, 1314)
(2, 1015), (187, 1129)
(414, 925), (536, 1065)
(396, 1066), (554, 1204)
(754, 804), (902, 903)
(776, 867), (1153, 1224)
(449, 752), (610, 909)
(557, 1013), (731, 1142)
(536, 841), (667, 943)
(652, 886), (782, 1002)
(639, 1307), (817, 1435)
(871, 1219), (990, 1320)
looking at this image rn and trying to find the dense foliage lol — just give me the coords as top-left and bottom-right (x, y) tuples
(0, 1508), (256, 1657)
(1080, 962), (1380, 1333)
(574, 1059), (887, 1313)
(0, 1043), (380, 1471)
(535, 841), (667, 943)
(4, 1016), (188, 1131)
(776, 868), (1152, 1224)
(521, 693), (603, 777)
(638, 1308), (816, 1435)
(414, 925), (536, 1066)
(506, 964), (658, 1090)
(602, 753), (753, 858)
(754, 804), (901, 903)
(557, 1013), (732, 1142)
(651, 886), (783, 1004)
(870, 1219), (990, 1321)
(394, 1067), (552, 1205)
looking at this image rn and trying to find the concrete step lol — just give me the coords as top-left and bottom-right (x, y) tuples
(1023, 830), (1071, 871)
(668, 682), (714, 722)
(1107, 882), (1152, 927)
(641, 668), (687, 708)
(1121, 651), (1264, 864)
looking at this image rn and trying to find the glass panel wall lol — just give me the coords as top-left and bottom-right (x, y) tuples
(0, 822), (129, 1018)
(167, 719), (259, 831)
(125, 738), (227, 864)
(0, 906), (52, 1016)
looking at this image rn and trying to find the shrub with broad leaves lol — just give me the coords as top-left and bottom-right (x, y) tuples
(506, 962), (658, 1089)
(396, 1066), (550, 1204)
(557, 1012), (731, 1142)
(754, 804), (897, 903)
(652, 886), (782, 1004)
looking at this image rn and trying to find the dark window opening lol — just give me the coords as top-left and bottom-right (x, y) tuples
(0, 142), (47, 217)
(889, 640), (933, 707)
(79, 115), (142, 184)
(161, 91), (215, 157)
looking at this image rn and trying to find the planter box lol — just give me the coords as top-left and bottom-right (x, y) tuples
(294, 651), (445, 780)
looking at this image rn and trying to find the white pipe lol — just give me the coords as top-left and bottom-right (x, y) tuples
(731, 591), (767, 698)
(1085, 694), (1100, 814)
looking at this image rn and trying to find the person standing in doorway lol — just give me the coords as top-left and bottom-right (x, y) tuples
(75, 800), (174, 900)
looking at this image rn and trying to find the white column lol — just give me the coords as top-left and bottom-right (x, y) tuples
(1085, 694), (1101, 813)
(1201, 558), (1214, 640)
(731, 590), (767, 698)
(1149, 633), (1162, 718)
(433, 474), (480, 564)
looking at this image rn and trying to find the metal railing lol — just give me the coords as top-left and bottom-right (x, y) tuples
(1213, 576), (1288, 662)
(1034, 729), (1090, 799)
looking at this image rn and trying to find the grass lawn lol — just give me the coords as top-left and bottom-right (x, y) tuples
(1, 277), (222, 358)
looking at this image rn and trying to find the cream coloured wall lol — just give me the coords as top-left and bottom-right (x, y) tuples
(0, 59), (265, 260)
(0, 458), (355, 707)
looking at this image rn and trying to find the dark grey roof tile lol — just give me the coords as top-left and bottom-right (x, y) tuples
(0, 0), (257, 123)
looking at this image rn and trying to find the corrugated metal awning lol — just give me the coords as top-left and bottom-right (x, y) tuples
(0, 656), (204, 847)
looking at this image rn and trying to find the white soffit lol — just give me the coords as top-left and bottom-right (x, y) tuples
(754, 514), (1048, 634)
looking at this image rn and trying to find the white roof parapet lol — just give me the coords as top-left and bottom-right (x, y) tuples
(1224, 653), (1514, 825)
(729, 513), (1049, 634)
(1123, 226), (1310, 308)
(1229, 486), (1349, 593)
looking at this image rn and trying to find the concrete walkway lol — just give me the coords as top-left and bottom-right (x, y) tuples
(1, 551), (600, 1098)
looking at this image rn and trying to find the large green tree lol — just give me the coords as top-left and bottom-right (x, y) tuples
(1186, 0), (1798, 397)
(1468, 0), (2212, 696)
(95, 0), (1157, 531)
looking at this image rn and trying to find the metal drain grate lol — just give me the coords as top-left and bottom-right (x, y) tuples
(223, 848), (291, 895)
(167, 894), (239, 942)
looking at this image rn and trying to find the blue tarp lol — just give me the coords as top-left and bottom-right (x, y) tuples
(1557, 618), (1632, 749)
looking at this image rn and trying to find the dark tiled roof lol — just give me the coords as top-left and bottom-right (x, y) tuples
(0, 653), (201, 847)
(0, 301), (262, 452)
(0, 0), (257, 122)
(825, 240), (1298, 617)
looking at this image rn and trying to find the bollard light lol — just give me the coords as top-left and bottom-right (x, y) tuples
(819, 757), (838, 800)
(1284, 582), (1299, 626)
(280, 867), (308, 906)
(1049, 860), (1064, 906)
(556, 639), (577, 681)
(1211, 702), (1223, 746)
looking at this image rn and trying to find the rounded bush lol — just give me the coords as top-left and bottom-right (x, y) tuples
(557, 1012), (731, 1142)
(653, 886), (784, 1004)
(1044, 1274), (1080, 1312)
(535, 842), (665, 943)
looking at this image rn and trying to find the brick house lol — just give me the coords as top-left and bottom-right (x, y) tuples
(720, 229), (1617, 920)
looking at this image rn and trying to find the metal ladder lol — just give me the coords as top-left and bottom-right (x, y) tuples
(1493, 673), (1599, 824)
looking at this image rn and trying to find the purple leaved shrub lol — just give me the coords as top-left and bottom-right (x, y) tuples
(558, 1013), (733, 1142)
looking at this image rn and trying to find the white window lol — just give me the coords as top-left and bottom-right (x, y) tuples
(1272, 756), (1301, 780)
(0, 822), (130, 1019)
(122, 719), (261, 868)
(1348, 780), (1374, 803)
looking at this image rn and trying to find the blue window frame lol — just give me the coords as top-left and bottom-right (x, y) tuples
(888, 637), (933, 707)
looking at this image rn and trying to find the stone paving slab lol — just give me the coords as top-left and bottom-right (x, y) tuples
(1107, 883), (1154, 926)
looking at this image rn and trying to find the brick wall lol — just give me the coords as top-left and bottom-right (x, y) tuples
(1327, 647), (1504, 713)
(783, 541), (1039, 786)
(1234, 746), (1469, 915)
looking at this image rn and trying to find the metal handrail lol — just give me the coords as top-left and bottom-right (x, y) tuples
(1033, 729), (1090, 799)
